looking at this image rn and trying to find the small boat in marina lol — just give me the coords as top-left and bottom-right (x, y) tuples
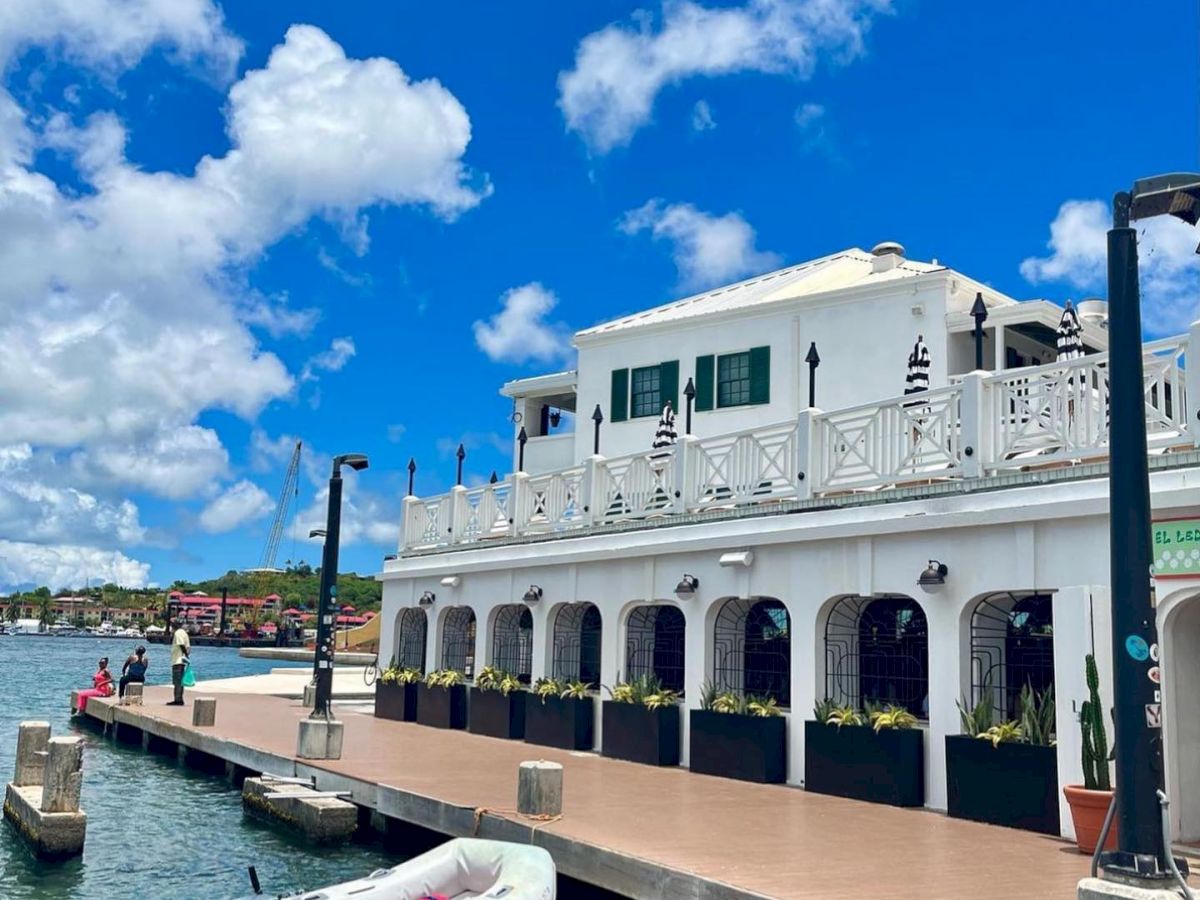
(287, 838), (555, 899)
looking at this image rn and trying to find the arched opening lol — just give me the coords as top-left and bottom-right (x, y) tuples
(713, 597), (790, 706)
(825, 595), (928, 718)
(625, 604), (685, 692)
(492, 604), (534, 683)
(969, 592), (1054, 719)
(392, 607), (428, 672)
(551, 603), (602, 685)
(441, 606), (476, 676)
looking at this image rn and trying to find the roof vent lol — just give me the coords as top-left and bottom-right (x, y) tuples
(871, 241), (905, 273)
(871, 241), (905, 258)
(1076, 298), (1109, 328)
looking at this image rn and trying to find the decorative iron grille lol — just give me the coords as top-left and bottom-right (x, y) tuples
(970, 592), (1054, 719)
(552, 603), (602, 686)
(625, 604), (685, 692)
(394, 607), (427, 672)
(492, 604), (534, 682)
(825, 595), (928, 718)
(712, 598), (790, 706)
(441, 606), (476, 677)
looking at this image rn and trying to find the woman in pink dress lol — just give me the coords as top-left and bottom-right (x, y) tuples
(76, 657), (115, 713)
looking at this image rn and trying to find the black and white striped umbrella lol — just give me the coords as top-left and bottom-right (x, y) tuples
(1056, 301), (1084, 362)
(652, 402), (677, 449)
(904, 335), (930, 394)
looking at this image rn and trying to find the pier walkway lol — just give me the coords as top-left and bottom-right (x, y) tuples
(82, 687), (1093, 899)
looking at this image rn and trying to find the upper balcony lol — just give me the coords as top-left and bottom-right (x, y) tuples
(398, 328), (1196, 557)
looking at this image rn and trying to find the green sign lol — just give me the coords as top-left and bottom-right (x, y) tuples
(1153, 518), (1200, 576)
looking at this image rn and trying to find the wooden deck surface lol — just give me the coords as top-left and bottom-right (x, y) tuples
(92, 688), (1097, 899)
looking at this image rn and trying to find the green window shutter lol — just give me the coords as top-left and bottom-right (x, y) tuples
(694, 355), (715, 411)
(749, 345), (771, 405)
(611, 368), (629, 422)
(659, 360), (679, 414)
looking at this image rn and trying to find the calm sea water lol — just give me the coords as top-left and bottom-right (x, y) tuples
(0, 637), (395, 899)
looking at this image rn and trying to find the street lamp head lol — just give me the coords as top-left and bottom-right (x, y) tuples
(339, 453), (369, 472)
(1130, 173), (1200, 227)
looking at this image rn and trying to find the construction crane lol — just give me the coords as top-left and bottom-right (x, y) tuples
(259, 440), (302, 571)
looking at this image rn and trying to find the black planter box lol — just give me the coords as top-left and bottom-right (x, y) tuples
(804, 720), (924, 807)
(416, 683), (467, 730)
(689, 710), (786, 783)
(602, 702), (681, 766)
(468, 687), (526, 739)
(374, 681), (418, 722)
(524, 695), (594, 750)
(945, 735), (1060, 834)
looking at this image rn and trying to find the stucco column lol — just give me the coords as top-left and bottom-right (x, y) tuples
(1051, 584), (1111, 840)
(790, 595), (818, 787)
(924, 594), (967, 811)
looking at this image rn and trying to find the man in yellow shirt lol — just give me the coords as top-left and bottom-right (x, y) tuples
(169, 619), (190, 706)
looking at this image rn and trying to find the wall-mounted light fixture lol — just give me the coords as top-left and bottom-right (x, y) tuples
(440, 575), (461, 588)
(674, 574), (700, 600)
(549, 409), (562, 428)
(523, 585), (543, 604)
(418, 591), (436, 606)
(918, 560), (948, 593)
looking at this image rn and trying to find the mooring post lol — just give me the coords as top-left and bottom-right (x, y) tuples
(40, 737), (83, 814)
(517, 760), (563, 817)
(192, 697), (217, 727)
(122, 682), (144, 707)
(13, 721), (50, 787)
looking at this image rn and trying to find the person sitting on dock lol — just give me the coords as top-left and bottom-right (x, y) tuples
(168, 619), (190, 706)
(75, 657), (115, 713)
(119, 645), (149, 699)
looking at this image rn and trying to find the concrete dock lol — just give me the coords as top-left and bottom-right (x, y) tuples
(79, 686), (1099, 899)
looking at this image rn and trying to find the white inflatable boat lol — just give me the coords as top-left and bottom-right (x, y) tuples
(291, 838), (555, 900)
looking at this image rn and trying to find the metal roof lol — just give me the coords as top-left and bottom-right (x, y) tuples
(575, 248), (947, 339)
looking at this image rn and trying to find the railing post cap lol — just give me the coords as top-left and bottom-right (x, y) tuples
(450, 484), (468, 494)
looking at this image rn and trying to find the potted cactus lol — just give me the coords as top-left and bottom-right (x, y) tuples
(374, 665), (422, 722)
(468, 666), (527, 739)
(416, 669), (468, 730)
(1063, 654), (1117, 853)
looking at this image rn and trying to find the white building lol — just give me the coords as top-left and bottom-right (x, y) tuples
(378, 242), (1200, 843)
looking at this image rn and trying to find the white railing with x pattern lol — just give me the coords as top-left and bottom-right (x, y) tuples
(398, 331), (1200, 552)
(812, 384), (964, 492)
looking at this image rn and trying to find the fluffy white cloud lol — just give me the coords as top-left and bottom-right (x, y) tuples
(301, 337), (357, 382)
(0, 17), (487, 581)
(1021, 200), (1200, 335)
(473, 283), (573, 365)
(558, 0), (889, 152)
(290, 469), (397, 549)
(0, 540), (151, 591)
(198, 480), (274, 533)
(0, 0), (242, 81)
(620, 199), (781, 290)
(691, 98), (716, 131)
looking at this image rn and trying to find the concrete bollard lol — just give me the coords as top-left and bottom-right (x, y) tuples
(192, 697), (217, 727)
(302, 682), (316, 709)
(13, 721), (51, 787)
(40, 737), (83, 814)
(122, 683), (144, 706)
(517, 760), (563, 817)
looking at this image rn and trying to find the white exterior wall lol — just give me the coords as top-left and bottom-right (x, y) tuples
(380, 466), (1200, 838)
(572, 280), (951, 462)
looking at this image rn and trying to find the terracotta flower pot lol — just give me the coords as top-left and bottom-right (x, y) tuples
(1063, 784), (1118, 854)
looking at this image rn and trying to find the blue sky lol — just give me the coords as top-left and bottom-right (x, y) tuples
(0, 0), (1196, 590)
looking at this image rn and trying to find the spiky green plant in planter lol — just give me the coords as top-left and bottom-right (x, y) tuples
(1080, 654), (1110, 791)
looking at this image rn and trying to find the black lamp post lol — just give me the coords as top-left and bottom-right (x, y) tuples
(970, 292), (988, 371)
(406, 458), (416, 497)
(310, 453), (368, 720)
(683, 378), (696, 434)
(591, 404), (603, 455)
(1102, 173), (1200, 885)
(805, 342), (820, 408)
(455, 444), (466, 486)
(517, 426), (528, 472)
